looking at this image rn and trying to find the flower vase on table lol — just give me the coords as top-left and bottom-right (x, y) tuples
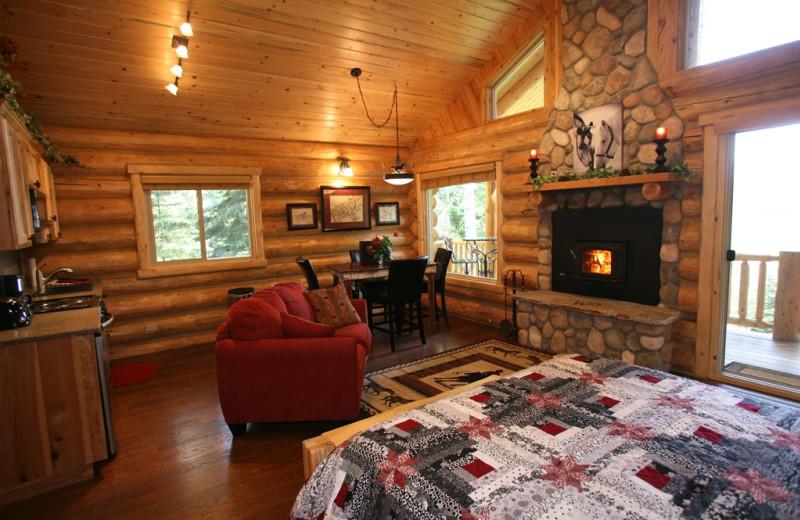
(366, 233), (397, 266)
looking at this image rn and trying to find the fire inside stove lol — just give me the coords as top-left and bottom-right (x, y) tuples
(582, 249), (613, 275)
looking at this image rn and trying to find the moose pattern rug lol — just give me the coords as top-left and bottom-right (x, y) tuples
(361, 339), (550, 416)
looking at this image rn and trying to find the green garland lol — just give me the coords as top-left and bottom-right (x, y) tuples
(1, 35), (82, 167)
(527, 163), (696, 191)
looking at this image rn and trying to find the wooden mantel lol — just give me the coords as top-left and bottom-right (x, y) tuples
(531, 172), (681, 205)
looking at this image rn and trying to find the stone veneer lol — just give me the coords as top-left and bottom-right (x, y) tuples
(517, 290), (680, 371)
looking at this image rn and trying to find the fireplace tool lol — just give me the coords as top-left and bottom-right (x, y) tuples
(500, 269), (525, 336)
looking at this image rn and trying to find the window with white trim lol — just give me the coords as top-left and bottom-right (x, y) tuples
(129, 165), (265, 278)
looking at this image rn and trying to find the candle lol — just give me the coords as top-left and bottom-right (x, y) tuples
(655, 127), (667, 139)
(529, 149), (538, 159)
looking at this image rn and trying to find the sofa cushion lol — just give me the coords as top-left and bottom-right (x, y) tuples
(273, 282), (316, 321)
(281, 312), (335, 338)
(306, 284), (362, 328)
(226, 297), (283, 340)
(251, 288), (288, 314)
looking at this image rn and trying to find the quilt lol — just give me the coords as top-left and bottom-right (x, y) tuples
(292, 355), (800, 519)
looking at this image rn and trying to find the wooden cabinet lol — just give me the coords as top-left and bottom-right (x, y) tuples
(0, 101), (59, 250)
(0, 333), (107, 506)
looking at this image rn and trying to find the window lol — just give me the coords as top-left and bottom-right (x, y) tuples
(129, 165), (265, 278)
(687, 0), (800, 67)
(488, 34), (545, 120)
(422, 164), (498, 281)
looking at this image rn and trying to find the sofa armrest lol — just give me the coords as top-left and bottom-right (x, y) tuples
(350, 298), (368, 323)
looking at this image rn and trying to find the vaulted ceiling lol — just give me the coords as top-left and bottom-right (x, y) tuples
(1, 0), (542, 148)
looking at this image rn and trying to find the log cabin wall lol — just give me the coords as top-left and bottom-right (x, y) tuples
(27, 130), (415, 360)
(411, 0), (800, 379)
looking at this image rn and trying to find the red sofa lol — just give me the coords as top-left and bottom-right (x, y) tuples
(215, 282), (372, 435)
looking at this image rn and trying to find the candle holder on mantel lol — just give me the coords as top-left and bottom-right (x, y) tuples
(528, 157), (540, 179)
(653, 138), (669, 172)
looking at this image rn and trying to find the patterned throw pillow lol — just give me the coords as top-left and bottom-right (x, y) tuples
(281, 312), (335, 338)
(305, 284), (362, 328)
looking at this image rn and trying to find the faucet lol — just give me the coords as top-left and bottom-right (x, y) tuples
(37, 267), (73, 293)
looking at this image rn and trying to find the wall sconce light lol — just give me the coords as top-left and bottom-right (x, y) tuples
(338, 157), (353, 177)
(350, 67), (414, 186)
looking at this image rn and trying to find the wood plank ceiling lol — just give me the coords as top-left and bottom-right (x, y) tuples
(0, 0), (541, 148)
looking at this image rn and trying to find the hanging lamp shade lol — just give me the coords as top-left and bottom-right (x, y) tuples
(384, 160), (414, 185)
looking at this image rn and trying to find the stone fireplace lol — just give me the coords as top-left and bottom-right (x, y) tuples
(513, 0), (692, 372)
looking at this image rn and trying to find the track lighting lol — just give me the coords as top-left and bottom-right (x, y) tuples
(170, 60), (183, 78)
(166, 12), (193, 96)
(172, 36), (189, 59)
(338, 157), (353, 177)
(165, 78), (179, 95)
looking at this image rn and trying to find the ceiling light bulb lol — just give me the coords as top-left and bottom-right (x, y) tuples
(170, 63), (183, 77)
(175, 44), (188, 59)
(166, 82), (178, 95)
(180, 22), (193, 37)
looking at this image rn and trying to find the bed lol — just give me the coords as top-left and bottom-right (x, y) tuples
(292, 354), (800, 519)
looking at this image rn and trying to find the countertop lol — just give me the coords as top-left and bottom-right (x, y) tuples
(0, 277), (104, 346)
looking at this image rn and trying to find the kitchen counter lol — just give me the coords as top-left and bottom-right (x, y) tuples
(0, 306), (101, 345)
(0, 277), (103, 346)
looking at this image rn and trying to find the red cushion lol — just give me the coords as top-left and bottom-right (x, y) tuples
(281, 312), (336, 338)
(273, 282), (316, 321)
(226, 298), (282, 340)
(335, 323), (372, 355)
(252, 288), (288, 314)
(305, 284), (362, 327)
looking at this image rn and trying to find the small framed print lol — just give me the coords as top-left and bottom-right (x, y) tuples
(320, 186), (371, 232)
(286, 203), (318, 230)
(375, 202), (400, 226)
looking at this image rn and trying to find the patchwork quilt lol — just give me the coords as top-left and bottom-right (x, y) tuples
(292, 355), (800, 519)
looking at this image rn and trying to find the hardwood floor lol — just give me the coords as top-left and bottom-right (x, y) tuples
(0, 316), (504, 519)
(724, 326), (800, 378)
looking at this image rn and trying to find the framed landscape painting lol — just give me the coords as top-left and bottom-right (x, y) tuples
(320, 186), (371, 232)
(375, 202), (399, 226)
(286, 203), (317, 230)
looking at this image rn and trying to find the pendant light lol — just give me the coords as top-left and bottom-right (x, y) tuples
(351, 68), (414, 186)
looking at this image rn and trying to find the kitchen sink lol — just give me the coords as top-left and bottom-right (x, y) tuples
(43, 279), (94, 295)
(29, 296), (95, 314)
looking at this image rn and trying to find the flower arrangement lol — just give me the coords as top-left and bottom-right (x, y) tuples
(0, 34), (82, 166)
(527, 163), (697, 191)
(366, 232), (399, 263)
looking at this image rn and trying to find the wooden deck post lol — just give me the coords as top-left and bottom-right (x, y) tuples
(773, 251), (800, 341)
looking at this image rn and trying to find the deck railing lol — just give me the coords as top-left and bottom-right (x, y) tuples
(437, 238), (497, 279)
(727, 254), (778, 331)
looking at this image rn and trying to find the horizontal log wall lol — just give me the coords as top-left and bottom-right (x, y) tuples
(29, 129), (415, 359)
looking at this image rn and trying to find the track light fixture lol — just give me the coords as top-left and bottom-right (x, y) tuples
(338, 157), (353, 177)
(350, 67), (414, 186)
(166, 11), (193, 96)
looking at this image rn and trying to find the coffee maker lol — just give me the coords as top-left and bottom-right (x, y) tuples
(0, 274), (32, 330)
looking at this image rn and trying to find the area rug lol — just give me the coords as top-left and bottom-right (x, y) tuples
(111, 362), (158, 387)
(724, 361), (800, 387)
(360, 339), (550, 416)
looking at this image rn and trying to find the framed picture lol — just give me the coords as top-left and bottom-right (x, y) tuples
(286, 203), (318, 230)
(320, 186), (371, 232)
(375, 202), (400, 226)
(573, 102), (622, 175)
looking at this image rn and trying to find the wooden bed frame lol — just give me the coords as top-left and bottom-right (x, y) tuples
(302, 376), (501, 479)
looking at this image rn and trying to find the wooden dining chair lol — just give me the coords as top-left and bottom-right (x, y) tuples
(295, 256), (320, 290)
(362, 257), (428, 352)
(422, 247), (453, 329)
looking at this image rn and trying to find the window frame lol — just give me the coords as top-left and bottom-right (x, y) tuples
(418, 162), (503, 288)
(486, 32), (547, 121)
(647, 0), (800, 97)
(129, 164), (266, 279)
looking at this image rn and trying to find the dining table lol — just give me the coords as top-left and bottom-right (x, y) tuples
(327, 261), (439, 333)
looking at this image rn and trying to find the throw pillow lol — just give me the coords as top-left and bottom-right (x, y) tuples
(305, 284), (362, 328)
(226, 297), (283, 340)
(280, 312), (336, 338)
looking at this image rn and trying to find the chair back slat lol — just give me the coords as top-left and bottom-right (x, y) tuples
(295, 256), (320, 290)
